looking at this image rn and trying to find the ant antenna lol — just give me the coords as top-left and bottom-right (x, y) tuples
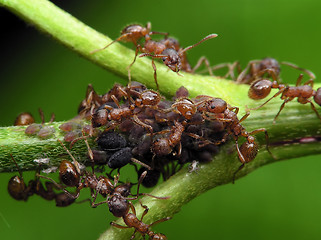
(181, 33), (218, 53)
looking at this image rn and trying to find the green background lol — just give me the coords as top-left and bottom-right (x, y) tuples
(1, 0), (321, 239)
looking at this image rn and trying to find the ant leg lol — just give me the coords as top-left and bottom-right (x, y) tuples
(127, 171), (169, 200)
(130, 158), (152, 170)
(281, 61), (316, 79)
(250, 88), (285, 111)
(236, 60), (260, 83)
(58, 139), (82, 174)
(304, 79), (314, 87)
(90, 33), (131, 54)
(192, 56), (213, 75)
(232, 163), (245, 184)
(132, 115), (154, 136)
(295, 74), (304, 86)
(239, 111), (250, 123)
(151, 59), (159, 91)
(148, 216), (172, 228)
(273, 98), (294, 124)
(127, 46), (141, 84)
(139, 200), (149, 221)
(308, 100), (321, 122)
(248, 128), (276, 160)
(110, 222), (130, 229)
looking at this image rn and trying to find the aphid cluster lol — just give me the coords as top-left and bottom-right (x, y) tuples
(72, 81), (271, 186)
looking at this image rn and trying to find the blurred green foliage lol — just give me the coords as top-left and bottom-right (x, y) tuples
(1, 0), (321, 239)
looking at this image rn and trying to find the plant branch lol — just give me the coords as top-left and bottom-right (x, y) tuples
(1, 0), (321, 240)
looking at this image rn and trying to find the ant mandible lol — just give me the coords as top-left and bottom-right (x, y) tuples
(248, 74), (321, 123)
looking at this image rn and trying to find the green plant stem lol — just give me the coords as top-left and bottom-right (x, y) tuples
(1, 0), (321, 240)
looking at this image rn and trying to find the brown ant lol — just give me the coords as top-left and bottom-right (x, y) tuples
(195, 96), (274, 182)
(14, 112), (35, 126)
(110, 199), (170, 240)
(7, 154), (75, 207)
(236, 57), (316, 84)
(248, 74), (321, 123)
(38, 139), (167, 206)
(92, 87), (162, 135)
(139, 34), (218, 89)
(90, 23), (168, 87)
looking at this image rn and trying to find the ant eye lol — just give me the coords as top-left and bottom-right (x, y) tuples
(162, 57), (166, 62)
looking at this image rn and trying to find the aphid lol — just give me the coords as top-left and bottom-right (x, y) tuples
(110, 200), (170, 240)
(236, 57), (316, 84)
(248, 74), (321, 123)
(77, 84), (103, 119)
(14, 112), (35, 126)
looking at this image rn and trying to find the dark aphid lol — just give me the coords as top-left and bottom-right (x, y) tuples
(107, 147), (133, 169)
(137, 167), (161, 188)
(96, 131), (127, 151)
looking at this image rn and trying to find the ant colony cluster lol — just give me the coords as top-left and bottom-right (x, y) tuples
(9, 22), (321, 239)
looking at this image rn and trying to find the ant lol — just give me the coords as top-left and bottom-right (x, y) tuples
(38, 139), (166, 207)
(236, 57), (316, 84)
(248, 74), (321, 123)
(90, 22), (168, 87)
(92, 86), (162, 135)
(110, 199), (170, 240)
(195, 96), (275, 182)
(7, 154), (75, 207)
(139, 33), (218, 89)
(14, 112), (35, 126)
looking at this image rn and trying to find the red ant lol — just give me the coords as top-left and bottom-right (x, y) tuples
(90, 23), (168, 87)
(14, 112), (35, 126)
(139, 34), (218, 89)
(195, 96), (275, 182)
(92, 87), (162, 135)
(7, 154), (75, 207)
(38, 139), (167, 206)
(110, 199), (170, 240)
(236, 57), (316, 84)
(248, 74), (321, 123)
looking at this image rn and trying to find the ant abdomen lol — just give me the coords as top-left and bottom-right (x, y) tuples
(314, 88), (321, 106)
(248, 79), (273, 100)
(55, 192), (76, 207)
(59, 160), (80, 187)
(8, 176), (29, 201)
(239, 141), (259, 163)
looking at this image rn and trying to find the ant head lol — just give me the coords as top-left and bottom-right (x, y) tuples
(114, 182), (132, 197)
(55, 192), (76, 207)
(161, 48), (181, 72)
(259, 58), (281, 75)
(314, 88), (321, 106)
(108, 194), (129, 217)
(206, 98), (227, 114)
(248, 79), (273, 100)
